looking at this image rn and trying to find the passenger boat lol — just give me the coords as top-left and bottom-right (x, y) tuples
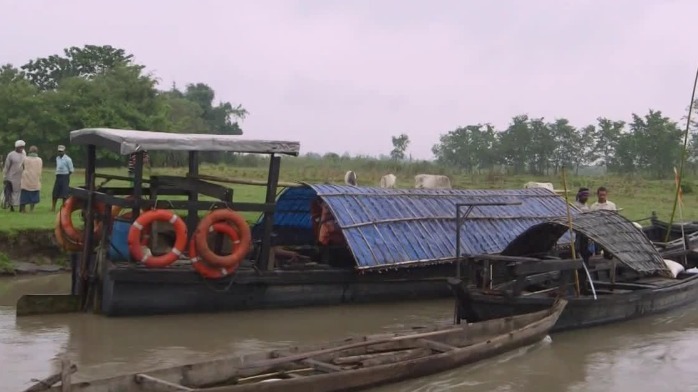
(450, 210), (698, 332)
(17, 128), (577, 317)
(26, 299), (566, 392)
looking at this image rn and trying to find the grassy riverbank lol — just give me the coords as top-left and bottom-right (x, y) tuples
(1, 162), (697, 233)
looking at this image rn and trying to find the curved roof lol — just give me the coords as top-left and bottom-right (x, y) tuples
(502, 210), (669, 275)
(261, 184), (578, 271)
(70, 128), (300, 156)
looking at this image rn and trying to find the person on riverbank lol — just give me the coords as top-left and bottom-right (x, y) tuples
(573, 187), (590, 212)
(51, 145), (74, 212)
(20, 145), (42, 213)
(3, 140), (26, 212)
(590, 186), (617, 211)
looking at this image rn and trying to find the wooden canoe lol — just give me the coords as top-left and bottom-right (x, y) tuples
(34, 299), (566, 392)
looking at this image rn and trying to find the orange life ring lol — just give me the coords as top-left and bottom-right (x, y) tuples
(54, 211), (82, 252)
(127, 209), (187, 268)
(194, 209), (251, 268)
(189, 222), (242, 279)
(60, 196), (107, 246)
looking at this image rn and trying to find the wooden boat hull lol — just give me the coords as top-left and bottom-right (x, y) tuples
(464, 274), (698, 332)
(42, 300), (566, 392)
(98, 262), (454, 317)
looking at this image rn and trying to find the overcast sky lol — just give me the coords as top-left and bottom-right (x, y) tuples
(1, 0), (697, 159)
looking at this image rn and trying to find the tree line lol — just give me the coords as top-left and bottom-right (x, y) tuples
(0, 45), (247, 167)
(427, 109), (697, 179)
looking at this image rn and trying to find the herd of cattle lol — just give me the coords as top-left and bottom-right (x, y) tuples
(343, 171), (452, 189)
(342, 171), (557, 192)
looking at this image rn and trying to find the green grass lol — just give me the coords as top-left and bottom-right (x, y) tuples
(0, 162), (696, 233)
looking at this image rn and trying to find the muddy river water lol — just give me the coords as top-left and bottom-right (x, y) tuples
(2, 274), (698, 392)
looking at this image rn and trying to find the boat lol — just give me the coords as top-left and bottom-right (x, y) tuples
(642, 212), (698, 242)
(450, 210), (698, 332)
(25, 299), (566, 392)
(17, 128), (578, 317)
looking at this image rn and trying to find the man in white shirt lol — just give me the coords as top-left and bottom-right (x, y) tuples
(590, 186), (617, 211)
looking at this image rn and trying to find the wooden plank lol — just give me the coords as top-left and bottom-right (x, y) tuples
(21, 365), (77, 392)
(134, 374), (194, 391)
(513, 259), (584, 276)
(192, 173), (302, 188)
(416, 339), (457, 353)
(300, 359), (342, 372)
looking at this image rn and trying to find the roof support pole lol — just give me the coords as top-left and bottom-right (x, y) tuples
(186, 151), (199, 237)
(258, 155), (281, 270)
(132, 152), (144, 220)
(79, 144), (96, 311)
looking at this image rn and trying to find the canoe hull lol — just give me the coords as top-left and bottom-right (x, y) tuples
(44, 301), (566, 392)
(464, 274), (698, 332)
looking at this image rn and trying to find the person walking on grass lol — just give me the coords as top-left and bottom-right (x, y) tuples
(52, 145), (74, 212)
(3, 140), (26, 212)
(20, 145), (42, 213)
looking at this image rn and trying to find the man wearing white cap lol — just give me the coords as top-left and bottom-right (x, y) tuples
(52, 144), (74, 212)
(3, 140), (26, 212)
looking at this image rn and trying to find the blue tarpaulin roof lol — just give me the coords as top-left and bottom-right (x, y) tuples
(255, 184), (579, 271)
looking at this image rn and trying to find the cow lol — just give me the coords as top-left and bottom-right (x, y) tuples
(344, 170), (358, 186)
(379, 173), (397, 188)
(414, 174), (452, 189)
(523, 181), (555, 192)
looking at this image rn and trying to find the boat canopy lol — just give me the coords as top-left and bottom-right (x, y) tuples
(254, 184), (578, 271)
(502, 210), (670, 276)
(69, 128), (301, 156)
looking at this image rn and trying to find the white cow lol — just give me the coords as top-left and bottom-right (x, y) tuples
(344, 170), (358, 186)
(414, 174), (452, 189)
(523, 181), (555, 192)
(379, 173), (397, 188)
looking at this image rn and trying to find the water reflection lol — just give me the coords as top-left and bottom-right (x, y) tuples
(3, 273), (698, 392)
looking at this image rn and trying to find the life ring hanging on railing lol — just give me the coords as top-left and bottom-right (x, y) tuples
(54, 211), (82, 252)
(127, 209), (187, 268)
(59, 196), (107, 246)
(189, 222), (242, 279)
(193, 209), (251, 268)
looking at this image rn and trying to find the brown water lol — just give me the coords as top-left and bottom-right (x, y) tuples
(2, 275), (698, 392)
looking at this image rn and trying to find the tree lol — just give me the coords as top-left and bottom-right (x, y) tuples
(390, 133), (410, 160)
(630, 110), (682, 178)
(594, 117), (624, 167)
(21, 45), (140, 90)
(498, 115), (531, 174)
(182, 83), (247, 135)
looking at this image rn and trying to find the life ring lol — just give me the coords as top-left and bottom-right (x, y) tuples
(194, 209), (251, 268)
(60, 196), (107, 246)
(54, 211), (82, 252)
(128, 209), (187, 268)
(189, 222), (242, 279)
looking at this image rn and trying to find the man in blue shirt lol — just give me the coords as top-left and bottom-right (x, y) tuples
(52, 145), (74, 212)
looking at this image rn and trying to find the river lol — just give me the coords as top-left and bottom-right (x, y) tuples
(2, 274), (698, 392)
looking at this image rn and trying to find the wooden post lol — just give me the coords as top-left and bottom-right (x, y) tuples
(131, 151), (144, 220)
(186, 151), (199, 238)
(61, 356), (72, 392)
(258, 155), (280, 270)
(79, 145), (96, 311)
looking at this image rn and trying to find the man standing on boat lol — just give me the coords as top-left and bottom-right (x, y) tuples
(590, 186), (617, 211)
(573, 187), (590, 212)
(127, 149), (150, 182)
(3, 140), (26, 212)
(52, 145), (74, 212)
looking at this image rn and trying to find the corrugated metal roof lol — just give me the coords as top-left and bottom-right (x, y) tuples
(302, 184), (578, 270)
(502, 210), (670, 276)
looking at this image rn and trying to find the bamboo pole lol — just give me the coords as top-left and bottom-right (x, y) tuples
(665, 66), (698, 242)
(561, 166), (580, 297)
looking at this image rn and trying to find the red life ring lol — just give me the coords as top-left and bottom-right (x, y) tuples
(60, 196), (107, 246)
(54, 211), (82, 252)
(194, 209), (251, 268)
(189, 222), (242, 279)
(127, 209), (187, 268)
